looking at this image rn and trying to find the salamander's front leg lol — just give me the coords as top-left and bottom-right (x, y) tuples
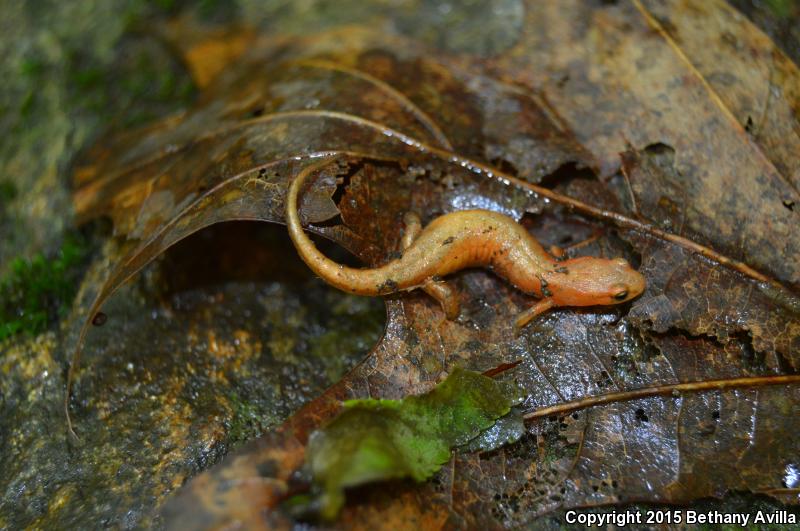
(514, 298), (555, 330)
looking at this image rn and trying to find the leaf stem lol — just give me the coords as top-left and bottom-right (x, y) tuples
(294, 59), (454, 151)
(522, 374), (800, 421)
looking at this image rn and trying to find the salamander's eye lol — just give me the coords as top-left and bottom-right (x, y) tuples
(613, 289), (629, 301)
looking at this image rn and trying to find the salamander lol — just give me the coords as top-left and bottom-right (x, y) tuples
(286, 166), (645, 329)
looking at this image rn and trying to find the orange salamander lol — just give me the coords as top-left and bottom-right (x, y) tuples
(286, 167), (645, 329)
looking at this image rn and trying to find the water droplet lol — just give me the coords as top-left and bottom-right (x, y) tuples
(784, 463), (800, 488)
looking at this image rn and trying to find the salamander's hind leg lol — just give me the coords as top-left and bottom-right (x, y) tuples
(422, 279), (460, 320)
(402, 212), (460, 320)
(514, 298), (555, 331)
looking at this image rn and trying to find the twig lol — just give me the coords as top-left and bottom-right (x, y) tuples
(523, 374), (800, 421)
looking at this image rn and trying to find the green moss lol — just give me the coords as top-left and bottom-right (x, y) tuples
(0, 180), (16, 204)
(194, 0), (239, 21)
(121, 0), (238, 33)
(19, 57), (46, 78)
(226, 392), (269, 444)
(150, 0), (178, 10)
(764, 0), (794, 19)
(64, 35), (196, 127)
(18, 90), (37, 120)
(0, 234), (90, 341)
(17, 59), (45, 120)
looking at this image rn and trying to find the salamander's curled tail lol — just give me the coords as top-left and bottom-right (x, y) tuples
(286, 163), (396, 296)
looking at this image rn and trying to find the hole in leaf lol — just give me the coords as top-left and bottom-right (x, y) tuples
(643, 142), (676, 171)
(537, 162), (596, 190)
(330, 165), (358, 208)
(490, 157), (519, 177)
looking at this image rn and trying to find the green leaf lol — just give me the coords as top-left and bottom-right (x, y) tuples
(461, 409), (526, 453)
(304, 367), (523, 520)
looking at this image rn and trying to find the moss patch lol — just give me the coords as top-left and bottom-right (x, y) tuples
(0, 180), (17, 205)
(0, 234), (90, 340)
(64, 37), (196, 128)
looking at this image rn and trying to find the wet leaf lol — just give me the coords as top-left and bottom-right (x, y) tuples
(487, 0), (799, 288)
(301, 367), (522, 520)
(67, 1), (800, 529)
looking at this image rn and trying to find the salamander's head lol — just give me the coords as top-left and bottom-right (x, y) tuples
(545, 256), (645, 307)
